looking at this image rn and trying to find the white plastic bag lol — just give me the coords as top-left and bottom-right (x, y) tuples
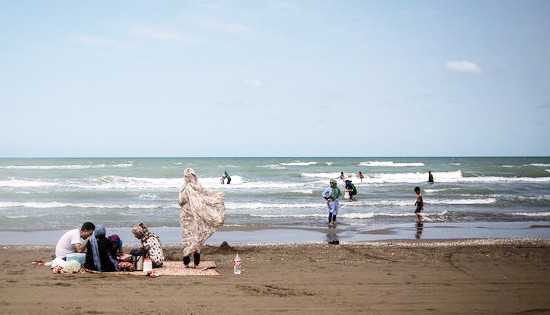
(63, 260), (81, 273)
(51, 258), (67, 268)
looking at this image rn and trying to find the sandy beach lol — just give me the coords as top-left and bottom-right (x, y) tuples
(1, 238), (549, 314)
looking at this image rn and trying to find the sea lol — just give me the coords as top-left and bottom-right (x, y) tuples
(1, 157), (549, 244)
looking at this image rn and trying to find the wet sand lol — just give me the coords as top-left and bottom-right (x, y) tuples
(2, 221), (550, 245)
(1, 238), (549, 314)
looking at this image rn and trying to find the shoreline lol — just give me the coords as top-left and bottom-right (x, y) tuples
(1, 220), (549, 246)
(1, 238), (549, 314)
(3, 237), (549, 249)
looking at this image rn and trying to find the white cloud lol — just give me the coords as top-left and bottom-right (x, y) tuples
(71, 35), (122, 48)
(132, 26), (182, 41)
(246, 79), (264, 87)
(445, 61), (484, 74)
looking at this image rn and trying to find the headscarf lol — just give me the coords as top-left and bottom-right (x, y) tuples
(109, 234), (122, 245)
(132, 223), (149, 240)
(329, 179), (341, 199)
(90, 225), (106, 271)
(108, 234), (122, 250)
(108, 234), (120, 244)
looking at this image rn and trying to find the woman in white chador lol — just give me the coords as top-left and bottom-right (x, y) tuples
(178, 168), (226, 267)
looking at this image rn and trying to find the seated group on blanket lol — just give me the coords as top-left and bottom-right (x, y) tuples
(54, 221), (164, 272)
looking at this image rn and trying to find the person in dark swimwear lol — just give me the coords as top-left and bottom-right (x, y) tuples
(414, 186), (426, 222)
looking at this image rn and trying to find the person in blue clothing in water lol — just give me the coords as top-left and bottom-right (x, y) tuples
(322, 179), (342, 226)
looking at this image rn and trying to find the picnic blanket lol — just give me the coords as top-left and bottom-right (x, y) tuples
(83, 261), (220, 276)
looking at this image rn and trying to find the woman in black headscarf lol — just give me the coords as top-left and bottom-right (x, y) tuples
(84, 225), (116, 272)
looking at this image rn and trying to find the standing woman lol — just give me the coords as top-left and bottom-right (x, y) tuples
(322, 179), (342, 226)
(178, 168), (226, 268)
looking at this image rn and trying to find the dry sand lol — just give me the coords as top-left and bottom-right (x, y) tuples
(1, 238), (549, 314)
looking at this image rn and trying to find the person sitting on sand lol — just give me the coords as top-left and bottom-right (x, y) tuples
(179, 168), (226, 268)
(84, 225), (116, 272)
(414, 186), (426, 222)
(132, 223), (164, 268)
(54, 222), (95, 260)
(107, 234), (128, 269)
(108, 234), (124, 258)
(322, 179), (342, 226)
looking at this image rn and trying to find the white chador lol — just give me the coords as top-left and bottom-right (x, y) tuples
(178, 168), (226, 259)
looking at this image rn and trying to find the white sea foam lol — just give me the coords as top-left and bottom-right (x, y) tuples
(248, 212), (418, 219)
(303, 170), (550, 184)
(217, 180), (304, 190)
(427, 198), (497, 205)
(301, 172), (342, 179)
(424, 188), (461, 193)
(342, 198), (496, 206)
(342, 200), (413, 207)
(280, 161), (317, 166)
(290, 189), (314, 194)
(85, 176), (183, 190)
(0, 201), (164, 209)
(71, 175), (244, 190)
(515, 195), (550, 202)
(138, 193), (160, 200)
(511, 212), (550, 217)
(359, 161), (425, 167)
(257, 164), (286, 170)
(529, 163), (550, 167)
(340, 212), (414, 219)
(0, 163), (132, 170)
(0, 175), (305, 191)
(225, 202), (318, 210)
(249, 214), (327, 218)
(0, 179), (60, 188)
(461, 176), (550, 183)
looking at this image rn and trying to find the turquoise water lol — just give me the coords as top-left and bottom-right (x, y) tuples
(0, 157), (549, 231)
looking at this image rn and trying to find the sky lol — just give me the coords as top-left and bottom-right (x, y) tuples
(1, 0), (549, 157)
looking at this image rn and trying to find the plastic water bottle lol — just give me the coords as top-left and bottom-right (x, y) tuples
(143, 258), (153, 274)
(233, 252), (242, 274)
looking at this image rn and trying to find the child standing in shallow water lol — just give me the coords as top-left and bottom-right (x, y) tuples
(414, 186), (426, 222)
